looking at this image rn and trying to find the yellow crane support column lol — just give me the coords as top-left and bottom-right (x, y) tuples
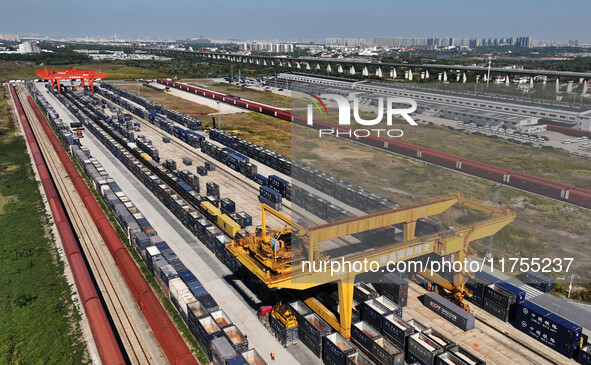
(337, 276), (356, 339)
(403, 221), (417, 241)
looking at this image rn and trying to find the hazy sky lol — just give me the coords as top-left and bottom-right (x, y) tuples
(1, 0), (589, 41)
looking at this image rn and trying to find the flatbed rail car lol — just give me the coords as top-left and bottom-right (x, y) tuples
(64, 91), (243, 239)
(158, 78), (591, 210)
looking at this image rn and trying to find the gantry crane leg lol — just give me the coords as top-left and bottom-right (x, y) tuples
(337, 275), (356, 339)
(403, 220), (417, 241)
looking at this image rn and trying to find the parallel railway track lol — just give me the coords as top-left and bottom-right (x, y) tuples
(92, 91), (364, 252)
(16, 86), (156, 365)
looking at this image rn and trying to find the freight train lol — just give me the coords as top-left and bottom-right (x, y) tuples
(158, 79), (591, 210)
(62, 87), (249, 240)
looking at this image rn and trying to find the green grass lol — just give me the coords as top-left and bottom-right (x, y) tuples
(0, 87), (89, 364)
(492, 226), (550, 258)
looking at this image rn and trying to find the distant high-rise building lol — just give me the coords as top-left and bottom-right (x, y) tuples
(370, 35), (533, 49)
(325, 37), (343, 45)
(242, 41), (293, 53)
(515, 36), (531, 48)
(568, 40), (580, 47)
(18, 41), (41, 53)
(0, 34), (20, 41)
(469, 38), (482, 48)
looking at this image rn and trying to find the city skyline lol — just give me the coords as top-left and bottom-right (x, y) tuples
(1, 0), (590, 42)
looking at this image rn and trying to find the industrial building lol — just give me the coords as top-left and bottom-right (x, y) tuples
(17, 40), (41, 53)
(278, 72), (591, 131)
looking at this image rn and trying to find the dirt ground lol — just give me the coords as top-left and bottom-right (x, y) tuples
(185, 80), (292, 108)
(114, 83), (217, 114)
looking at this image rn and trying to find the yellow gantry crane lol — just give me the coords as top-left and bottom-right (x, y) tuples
(227, 193), (515, 339)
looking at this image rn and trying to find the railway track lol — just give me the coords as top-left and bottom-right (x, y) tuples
(97, 93), (365, 253)
(475, 313), (565, 365)
(405, 284), (566, 365)
(50, 85), (580, 364)
(16, 86), (156, 365)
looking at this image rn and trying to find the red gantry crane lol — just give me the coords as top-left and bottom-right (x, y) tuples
(37, 68), (109, 93)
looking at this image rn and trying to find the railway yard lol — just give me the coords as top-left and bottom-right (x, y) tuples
(5, 72), (591, 365)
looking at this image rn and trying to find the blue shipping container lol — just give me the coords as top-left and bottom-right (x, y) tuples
(515, 301), (583, 359)
(520, 271), (554, 293)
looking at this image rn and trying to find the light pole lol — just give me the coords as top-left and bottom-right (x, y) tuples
(485, 183), (502, 259)
(486, 56), (492, 88)
(217, 101), (221, 129)
(568, 274), (580, 298)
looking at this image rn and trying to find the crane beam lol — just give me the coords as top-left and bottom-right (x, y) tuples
(304, 195), (459, 244)
(36, 68), (109, 93)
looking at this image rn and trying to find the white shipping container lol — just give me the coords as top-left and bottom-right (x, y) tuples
(168, 278), (189, 300)
(178, 292), (197, 316)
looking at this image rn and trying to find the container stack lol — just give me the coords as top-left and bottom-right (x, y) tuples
(211, 336), (238, 365)
(354, 283), (378, 304)
(323, 333), (357, 365)
(362, 297), (402, 332)
(376, 274), (409, 307)
(515, 300), (582, 359)
(407, 332), (444, 365)
(223, 325), (248, 353)
(288, 300), (312, 338)
(371, 337), (405, 365)
(381, 314), (414, 351)
(300, 313), (333, 357)
(270, 313), (298, 347)
(196, 316), (224, 359)
(518, 270), (554, 293)
(464, 271), (499, 308)
(578, 344), (591, 365)
(351, 321), (382, 355)
(482, 282), (525, 322)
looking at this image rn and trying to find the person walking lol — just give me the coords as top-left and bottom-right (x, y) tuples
(270, 352), (275, 361)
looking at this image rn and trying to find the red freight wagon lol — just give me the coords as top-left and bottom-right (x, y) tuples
(460, 160), (506, 182)
(509, 171), (576, 190)
(567, 190), (591, 209)
(421, 150), (459, 169)
(387, 141), (421, 158)
(509, 174), (564, 198)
